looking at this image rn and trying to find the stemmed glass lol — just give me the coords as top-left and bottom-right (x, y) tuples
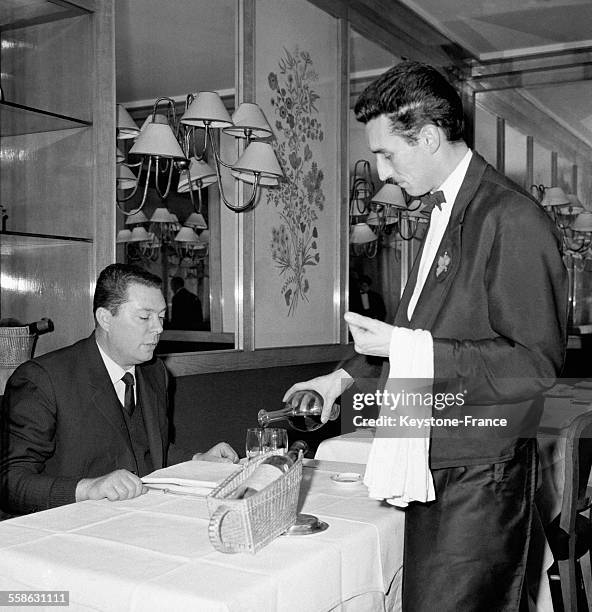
(245, 427), (264, 460)
(263, 428), (288, 455)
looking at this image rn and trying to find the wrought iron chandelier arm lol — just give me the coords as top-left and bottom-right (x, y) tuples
(212, 155), (261, 212)
(153, 157), (174, 200)
(116, 158), (152, 215)
(396, 215), (420, 241)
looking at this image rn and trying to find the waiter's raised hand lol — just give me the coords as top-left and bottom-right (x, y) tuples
(283, 369), (353, 423)
(345, 311), (394, 358)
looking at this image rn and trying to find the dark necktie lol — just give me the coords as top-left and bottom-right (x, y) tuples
(419, 190), (446, 217)
(121, 372), (136, 416)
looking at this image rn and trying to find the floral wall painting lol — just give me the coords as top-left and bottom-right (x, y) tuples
(267, 47), (325, 316)
(255, 0), (339, 349)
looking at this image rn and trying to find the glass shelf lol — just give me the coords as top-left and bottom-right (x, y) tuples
(0, 101), (91, 136)
(0, 231), (93, 245)
(0, 0), (89, 32)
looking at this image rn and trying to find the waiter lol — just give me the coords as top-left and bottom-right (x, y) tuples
(285, 60), (568, 611)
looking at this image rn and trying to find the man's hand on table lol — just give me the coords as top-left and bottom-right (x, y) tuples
(283, 368), (354, 424)
(345, 311), (394, 358)
(76, 469), (147, 502)
(193, 442), (239, 463)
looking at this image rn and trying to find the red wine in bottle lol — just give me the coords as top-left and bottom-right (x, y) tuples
(258, 389), (339, 432)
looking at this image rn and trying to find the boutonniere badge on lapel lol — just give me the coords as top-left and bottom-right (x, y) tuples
(435, 250), (451, 279)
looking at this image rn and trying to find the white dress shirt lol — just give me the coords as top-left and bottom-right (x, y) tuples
(407, 149), (473, 320)
(96, 341), (136, 406)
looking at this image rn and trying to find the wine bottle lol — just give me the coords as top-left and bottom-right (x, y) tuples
(26, 318), (54, 336)
(229, 453), (296, 500)
(258, 389), (340, 432)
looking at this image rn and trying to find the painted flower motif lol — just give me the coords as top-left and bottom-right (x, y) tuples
(267, 47), (325, 316)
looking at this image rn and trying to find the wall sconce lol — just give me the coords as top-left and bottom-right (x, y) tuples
(116, 93), (283, 217)
(349, 160), (378, 258)
(531, 184), (591, 257)
(370, 183), (427, 241)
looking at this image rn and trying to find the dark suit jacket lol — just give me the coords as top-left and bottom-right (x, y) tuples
(0, 334), (192, 515)
(350, 289), (386, 321)
(171, 287), (203, 330)
(343, 153), (568, 468)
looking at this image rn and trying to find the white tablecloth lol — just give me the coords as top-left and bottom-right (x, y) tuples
(0, 460), (404, 612)
(316, 399), (592, 612)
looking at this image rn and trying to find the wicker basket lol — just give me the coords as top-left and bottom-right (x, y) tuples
(207, 451), (303, 554)
(0, 326), (37, 368)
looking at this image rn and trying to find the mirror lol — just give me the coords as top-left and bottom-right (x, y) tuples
(475, 80), (592, 330)
(348, 28), (408, 323)
(114, 0), (237, 352)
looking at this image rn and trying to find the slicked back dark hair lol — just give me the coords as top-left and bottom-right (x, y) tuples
(354, 60), (464, 143)
(93, 263), (162, 318)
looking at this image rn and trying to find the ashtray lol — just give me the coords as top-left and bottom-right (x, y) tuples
(330, 472), (363, 486)
(283, 513), (329, 536)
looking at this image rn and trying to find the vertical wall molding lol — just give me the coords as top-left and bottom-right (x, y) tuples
(496, 116), (505, 173)
(526, 136), (534, 190)
(338, 16), (349, 344)
(237, 0), (256, 352)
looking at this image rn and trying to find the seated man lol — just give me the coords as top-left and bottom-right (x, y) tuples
(0, 264), (237, 517)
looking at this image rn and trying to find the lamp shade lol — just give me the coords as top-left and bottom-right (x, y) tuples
(572, 212), (592, 232)
(116, 146), (125, 163)
(559, 194), (585, 215)
(129, 227), (150, 242)
(180, 91), (233, 128)
(541, 186), (570, 207)
(184, 212), (208, 229)
(116, 229), (132, 243)
(371, 183), (407, 209)
(129, 122), (186, 159)
(174, 226), (200, 243)
(116, 164), (137, 190)
(116, 104), (139, 139)
(124, 210), (149, 226)
(223, 103), (273, 139)
(177, 158), (217, 193)
(198, 229), (210, 244)
(350, 222), (377, 245)
(231, 141), (283, 186)
(150, 207), (176, 223)
(139, 113), (169, 133)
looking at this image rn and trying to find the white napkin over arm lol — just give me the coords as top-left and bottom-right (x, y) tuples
(363, 327), (436, 507)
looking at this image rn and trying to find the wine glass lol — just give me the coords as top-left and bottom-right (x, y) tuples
(245, 427), (264, 460)
(263, 427), (288, 455)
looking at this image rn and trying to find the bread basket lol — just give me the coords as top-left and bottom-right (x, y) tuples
(207, 451), (302, 554)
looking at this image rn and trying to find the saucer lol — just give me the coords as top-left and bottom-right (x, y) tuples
(330, 472), (363, 486)
(283, 513), (329, 536)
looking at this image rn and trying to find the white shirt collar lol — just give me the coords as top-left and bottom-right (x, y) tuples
(96, 339), (135, 385)
(434, 148), (473, 212)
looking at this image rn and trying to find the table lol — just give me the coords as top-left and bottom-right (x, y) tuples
(0, 460), (404, 612)
(315, 396), (592, 611)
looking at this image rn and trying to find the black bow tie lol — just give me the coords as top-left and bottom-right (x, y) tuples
(419, 190), (446, 216)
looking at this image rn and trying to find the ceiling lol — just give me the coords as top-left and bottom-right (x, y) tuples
(115, 0), (235, 105)
(400, 0), (592, 147)
(116, 0), (592, 146)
